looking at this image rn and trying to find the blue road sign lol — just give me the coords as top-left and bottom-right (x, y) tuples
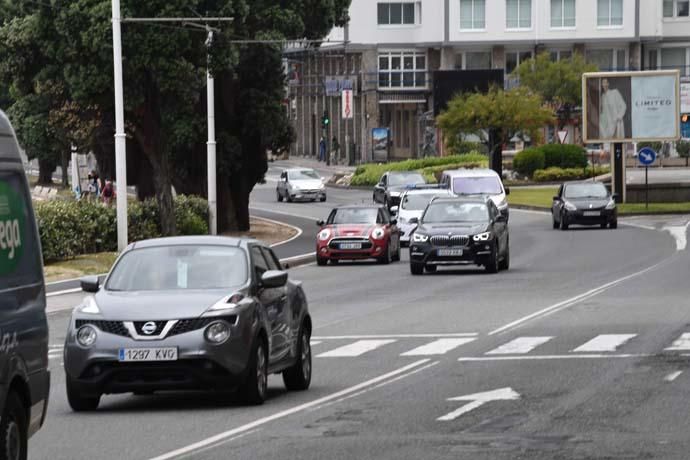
(638, 147), (657, 166)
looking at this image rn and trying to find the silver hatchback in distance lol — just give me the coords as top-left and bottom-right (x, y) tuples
(63, 236), (312, 411)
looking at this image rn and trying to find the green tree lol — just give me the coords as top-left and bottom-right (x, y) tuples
(437, 86), (554, 177)
(514, 52), (597, 129)
(676, 140), (690, 167)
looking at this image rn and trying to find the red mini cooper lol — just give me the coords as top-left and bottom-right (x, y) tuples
(316, 205), (401, 265)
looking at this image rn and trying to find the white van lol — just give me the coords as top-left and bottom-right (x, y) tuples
(0, 110), (50, 459)
(439, 168), (510, 218)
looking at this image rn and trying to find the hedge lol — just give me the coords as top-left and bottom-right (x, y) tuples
(532, 166), (610, 183)
(513, 144), (588, 178)
(35, 195), (209, 262)
(512, 148), (545, 178)
(350, 153), (488, 186)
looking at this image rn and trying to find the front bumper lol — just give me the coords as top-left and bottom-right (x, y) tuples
(409, 241), (494, 266)
(317, 239), (388, 260)
(64, 316), (252, 395)
(563, 208), (616, 225)
(289, 189), (326, 201)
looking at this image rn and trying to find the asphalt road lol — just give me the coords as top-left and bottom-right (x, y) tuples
(31, 162), (690, 460)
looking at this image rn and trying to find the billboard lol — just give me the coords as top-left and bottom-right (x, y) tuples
(681, 79), (690, 113)
(582, 70), (681, 143)
(372, 128), (389, 162)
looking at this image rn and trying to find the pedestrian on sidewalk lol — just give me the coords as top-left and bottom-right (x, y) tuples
(331, 136), (340, 166)
(319, 137), (326, 162)
(101, 179), (115, 206)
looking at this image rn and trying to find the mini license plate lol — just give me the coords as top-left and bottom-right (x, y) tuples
(340, 243), (362, 249)
(583, 211), (600, 217)
(437, 248), (463, 256)
(118, 347), (178, 362)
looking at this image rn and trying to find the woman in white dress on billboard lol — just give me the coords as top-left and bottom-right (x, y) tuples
(599, 78), (627, 139)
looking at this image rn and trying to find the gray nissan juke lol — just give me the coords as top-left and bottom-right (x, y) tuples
(63, 236), (312, 411)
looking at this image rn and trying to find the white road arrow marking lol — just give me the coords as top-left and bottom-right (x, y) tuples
(437, 387), (520, 421)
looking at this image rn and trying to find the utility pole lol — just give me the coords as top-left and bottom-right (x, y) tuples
(111, 0), (127, 251)
(205, 26), (218, 235)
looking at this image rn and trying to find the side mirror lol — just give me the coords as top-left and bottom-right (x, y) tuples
(553, 196), (560, 201)
(261, 270), (288, 288)
(80, 275), (100, 293)
(504, 187), (510, 195)
(408, 217), (419, 225)
(496, 214), (507, 223)
(390, 206), (399, 214)
(612, 193), (619, 202)
(377, 182), (384, 188)
(390, 219), (397, 226)
(316, 220), (325, 226)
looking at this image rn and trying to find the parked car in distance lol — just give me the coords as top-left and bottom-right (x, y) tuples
(408, 196), (509, 275)
(439, 169), (510, 219)
(552, 181), (618, 230)
(316, 205), (400, 265)
(64, 236), (312, 411)
(391, 186), (455, 246)
(0, 110), (50, 459)
(373, 171), (427, 209)
(277, 168), (326, 202)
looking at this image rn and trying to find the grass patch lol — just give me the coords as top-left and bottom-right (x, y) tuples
(44, 252), (119, 283)
(508, 186), (690, 215)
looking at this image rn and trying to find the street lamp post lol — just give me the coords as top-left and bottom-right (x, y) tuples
(206, 28), (217, 235)
(111, 0), (128, 251)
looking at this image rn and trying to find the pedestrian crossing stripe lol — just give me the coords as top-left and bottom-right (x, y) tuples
(315, 339), (396, 358)
(485, 337), (553, 355)
(572, 334), (637, 352)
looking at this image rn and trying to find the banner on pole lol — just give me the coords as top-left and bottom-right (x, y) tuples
(342, 89), (353, 119)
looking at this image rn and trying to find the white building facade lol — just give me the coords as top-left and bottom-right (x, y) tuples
(286, 0), (690, 161)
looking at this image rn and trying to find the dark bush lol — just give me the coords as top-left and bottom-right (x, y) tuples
(512, 148), (545, 177)
(540, 144), (588, 169)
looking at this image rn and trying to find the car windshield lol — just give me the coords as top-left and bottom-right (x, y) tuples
(388, 173), (425, 187)
(401, 193), (447, 211)
(423, 202), (489, 223)
(452, 176), (503, 195)
(105, 245), (248, 291)
(564, 183), (609, 199)
(328, 208), (380, 224)
(289, 169), (320, 180)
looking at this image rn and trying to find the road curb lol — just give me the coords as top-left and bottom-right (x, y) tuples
(281, 252), (316, 269)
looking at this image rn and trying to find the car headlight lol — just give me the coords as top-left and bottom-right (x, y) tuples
(76, 325), (97, 347)
(564, 201), (577, 211)
(497, 199), (508, 209)
(389, 191), (401, 198)
(371, 227), (385, 240)
(412, 232), (429, 243)
(79, 296), (100, 314)
(472, 232), (491, 242)
(207, 293), (246, 312)
(205, 321), (231, 344)
(318, 229), (331, 241)
(319, 183), (325, 190)
(605, 199), (616, 210)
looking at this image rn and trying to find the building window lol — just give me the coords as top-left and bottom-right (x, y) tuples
(586, 48), (627, 71)
(506, 51), (533, 75)
(661, 48), (688, 75)
(506, 0), (532, 29)
(664, 0), (690, 18)
(377, 2), (419, 25)
(597, 0), (623, 26)
(378, 51), (427, 89)
(549, 50), (573, 61)
(455, 51), (492, 70)
(460, 0), (486, 30)
(550, 0), (576, 28)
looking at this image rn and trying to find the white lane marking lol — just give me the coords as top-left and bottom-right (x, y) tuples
(46, 287), (82, 298)
(312, 333), (478, 340)
(663, 222), (690, 251)
(486, 336), (553, 355)
(316, 339), (396, 358)
(46, 273), (107, 286)
(664, 371), (683, 382)
(664, 333), (690, 351)
(310, 340), (322, 346)
(459, 354), (650, 362)
(251, 215), (303, 248)
(438, 387), (520, 422)
(147, 359), (430, 460)
(572, 334), (637, 353)
(489, 258), (671, 336)
(281, 252), (316, 263)
(401, 338), (476, 356)
(620, 221), (656, 231)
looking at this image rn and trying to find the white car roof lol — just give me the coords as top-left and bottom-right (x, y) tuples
(401, 188), (454, 196)
(442, 168), (501, 178)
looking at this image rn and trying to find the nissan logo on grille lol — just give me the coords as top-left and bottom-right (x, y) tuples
(141, 321), (157, 335)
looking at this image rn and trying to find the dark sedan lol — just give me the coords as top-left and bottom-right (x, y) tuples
(552, 182), (618, 230)
(408, 196), (509, 275)
(63, 236), (312, 411)
(373, 171), (427, 209)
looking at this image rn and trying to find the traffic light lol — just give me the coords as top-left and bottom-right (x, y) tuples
(321, 110), (330, 129)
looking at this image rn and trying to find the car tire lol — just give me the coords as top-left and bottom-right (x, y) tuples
(316, 256), (328, 266)
(552, 215), (559, 229)
(0, 392), (27, 460)
(610, 220), (618, 229)
(392, 242), (401, 262)
(276, 190), (283, 202)
(499, 238), (510, 271)
(410, 263), (424, 275)
(485, 243), (499, 274)
(372, 193), (377, 203)
(383, 196), (389, 210)
(66, 376), (100, 412)
(283, 324), (312, 391)
(560, 214), (569, 230)
(424, 265), (437, 273)
(286, 194), (293, 203)
(320, 196), (327, 202)
(378, 244), (392, 264)
(239, 337), (268, 405)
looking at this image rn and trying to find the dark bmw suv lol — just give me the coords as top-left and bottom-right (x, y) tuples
(408, 197), (509, 275)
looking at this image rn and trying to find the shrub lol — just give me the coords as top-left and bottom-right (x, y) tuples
(532, 166), (610, 182)
(449, 140), (488, 155)
(35, 195), (209, 262)
(350, 153), (488, 186)
(512, 148), (545, 177)
(540, 144), (588, 169)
